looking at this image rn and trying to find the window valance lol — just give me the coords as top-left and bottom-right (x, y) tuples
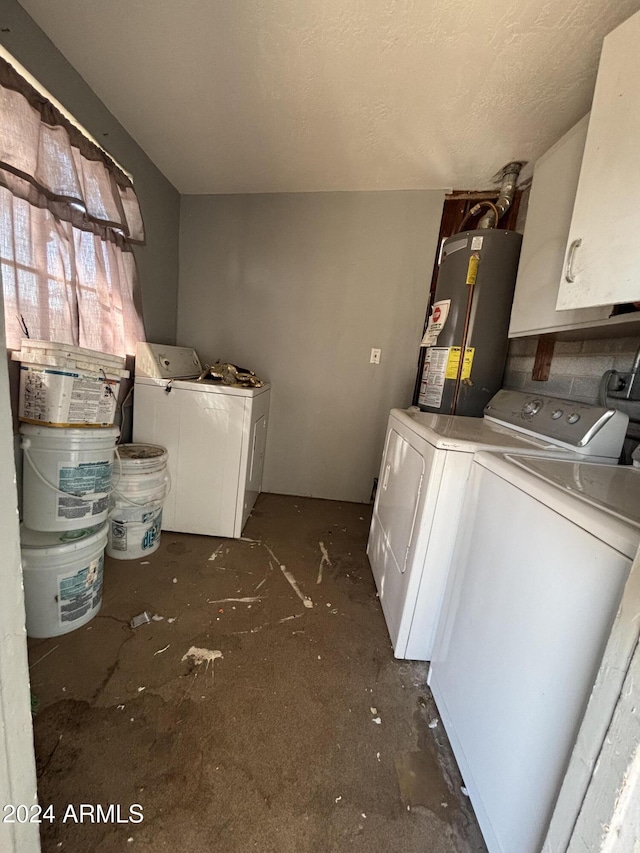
(0, 56), (144, 245)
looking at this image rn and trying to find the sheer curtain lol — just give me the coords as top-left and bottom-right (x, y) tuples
(0, 56), (145, 356)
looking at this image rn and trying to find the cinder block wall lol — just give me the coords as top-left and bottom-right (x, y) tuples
(503, 336), (640, 405)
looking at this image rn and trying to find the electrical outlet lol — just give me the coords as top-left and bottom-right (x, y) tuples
(370, 348), (381, 364)
(606, 369), (640, 401)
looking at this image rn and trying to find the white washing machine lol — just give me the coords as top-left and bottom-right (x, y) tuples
(428, 452), (640, 853)
(133, 343), (270, 538)
(366, 389), (628, 661)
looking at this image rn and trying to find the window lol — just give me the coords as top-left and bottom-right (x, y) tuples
(0, 56), (145, 356)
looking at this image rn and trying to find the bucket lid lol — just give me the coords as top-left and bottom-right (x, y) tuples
(19, 339), (126, 369)
(117, 444), (168, 464)
(20, 522), (108, 554)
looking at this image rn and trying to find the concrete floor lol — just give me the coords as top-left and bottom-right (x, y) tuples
(28, 494), (486, 853)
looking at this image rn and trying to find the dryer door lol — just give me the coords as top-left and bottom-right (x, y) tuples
(367, 418), (442, 649)
(376, 427), (426, 575)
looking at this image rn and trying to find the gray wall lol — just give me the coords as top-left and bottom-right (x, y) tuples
(178, 191), (444, 503)
(0, 0), (180, 345)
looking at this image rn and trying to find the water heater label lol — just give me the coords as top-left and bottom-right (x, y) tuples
(418, 346), (449, 408)
(445, 347), (475, 380)
(465, 253), (480, 286)
(471, 236), (484, 250)
(421, 299), (451, 347)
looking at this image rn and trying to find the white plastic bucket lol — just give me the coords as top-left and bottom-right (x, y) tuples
(20, 425), (119, 532)
(20, 522), (108, 638)
(107, 444), (169, 560)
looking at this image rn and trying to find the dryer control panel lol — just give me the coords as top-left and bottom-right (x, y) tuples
(135, 342), (202, 379)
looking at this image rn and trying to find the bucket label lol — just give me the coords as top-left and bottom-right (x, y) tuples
(21, 369), (47, 421)
(57, 496), (93, 520)
(108, 509), (162, 554)
(110, 521), (127, 551)
(92, 495), (109, 516)
(59, 460), (112, 495)
(57, 494), (110, 520)
(142, 512), (162, 551)
(67, 378), (117, 423)
(57, 461), (112, 519)
(58, 554), (104, 625)
(20, 366), (118, 425)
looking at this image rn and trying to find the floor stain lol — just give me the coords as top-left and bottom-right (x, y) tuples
(395, 749), (452, 812)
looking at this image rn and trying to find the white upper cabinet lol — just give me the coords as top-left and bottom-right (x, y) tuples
(556, 10), (640, 310)
(509, 115), (611, 337)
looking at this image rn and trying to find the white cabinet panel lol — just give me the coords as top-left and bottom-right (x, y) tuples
(557, 10), (640, 310)
(509, 116), (611, 337)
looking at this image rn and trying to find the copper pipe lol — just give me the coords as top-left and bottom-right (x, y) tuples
(450, 259), (478, 414)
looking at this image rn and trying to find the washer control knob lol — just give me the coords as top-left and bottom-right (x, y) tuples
(567, 413), (581, 424)
(551, 409), (564, 420)
(522, 399), (542, 417)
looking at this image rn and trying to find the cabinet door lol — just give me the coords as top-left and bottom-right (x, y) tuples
(556, 10), (640, 310)
(509, 116), (611, 336)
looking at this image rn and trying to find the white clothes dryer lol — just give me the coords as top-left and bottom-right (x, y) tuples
(366, 389), (628, 661)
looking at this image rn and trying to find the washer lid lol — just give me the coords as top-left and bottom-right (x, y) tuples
(474, 452), (640, 558)
(391, 409), (551, 453)
(20, 522), (108, 553)
(509, 456), (640, 526)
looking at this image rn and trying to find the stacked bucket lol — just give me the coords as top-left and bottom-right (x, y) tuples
(15, 340), (168, 639)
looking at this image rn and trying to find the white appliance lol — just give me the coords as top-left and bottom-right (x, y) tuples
(366, 389), (628, 661)
(133, 343), (270, 538)
(428, 452), (640, 853)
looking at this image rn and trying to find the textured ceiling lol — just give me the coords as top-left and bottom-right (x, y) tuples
(16, 0), (640, 194)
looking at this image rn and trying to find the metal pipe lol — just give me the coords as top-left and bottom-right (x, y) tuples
(478, 161), (523, 229)
(450, 282), (475, 414)
(459, 201), (500, 232)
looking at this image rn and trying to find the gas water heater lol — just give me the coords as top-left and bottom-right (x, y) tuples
(417, 227), (522, 417)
